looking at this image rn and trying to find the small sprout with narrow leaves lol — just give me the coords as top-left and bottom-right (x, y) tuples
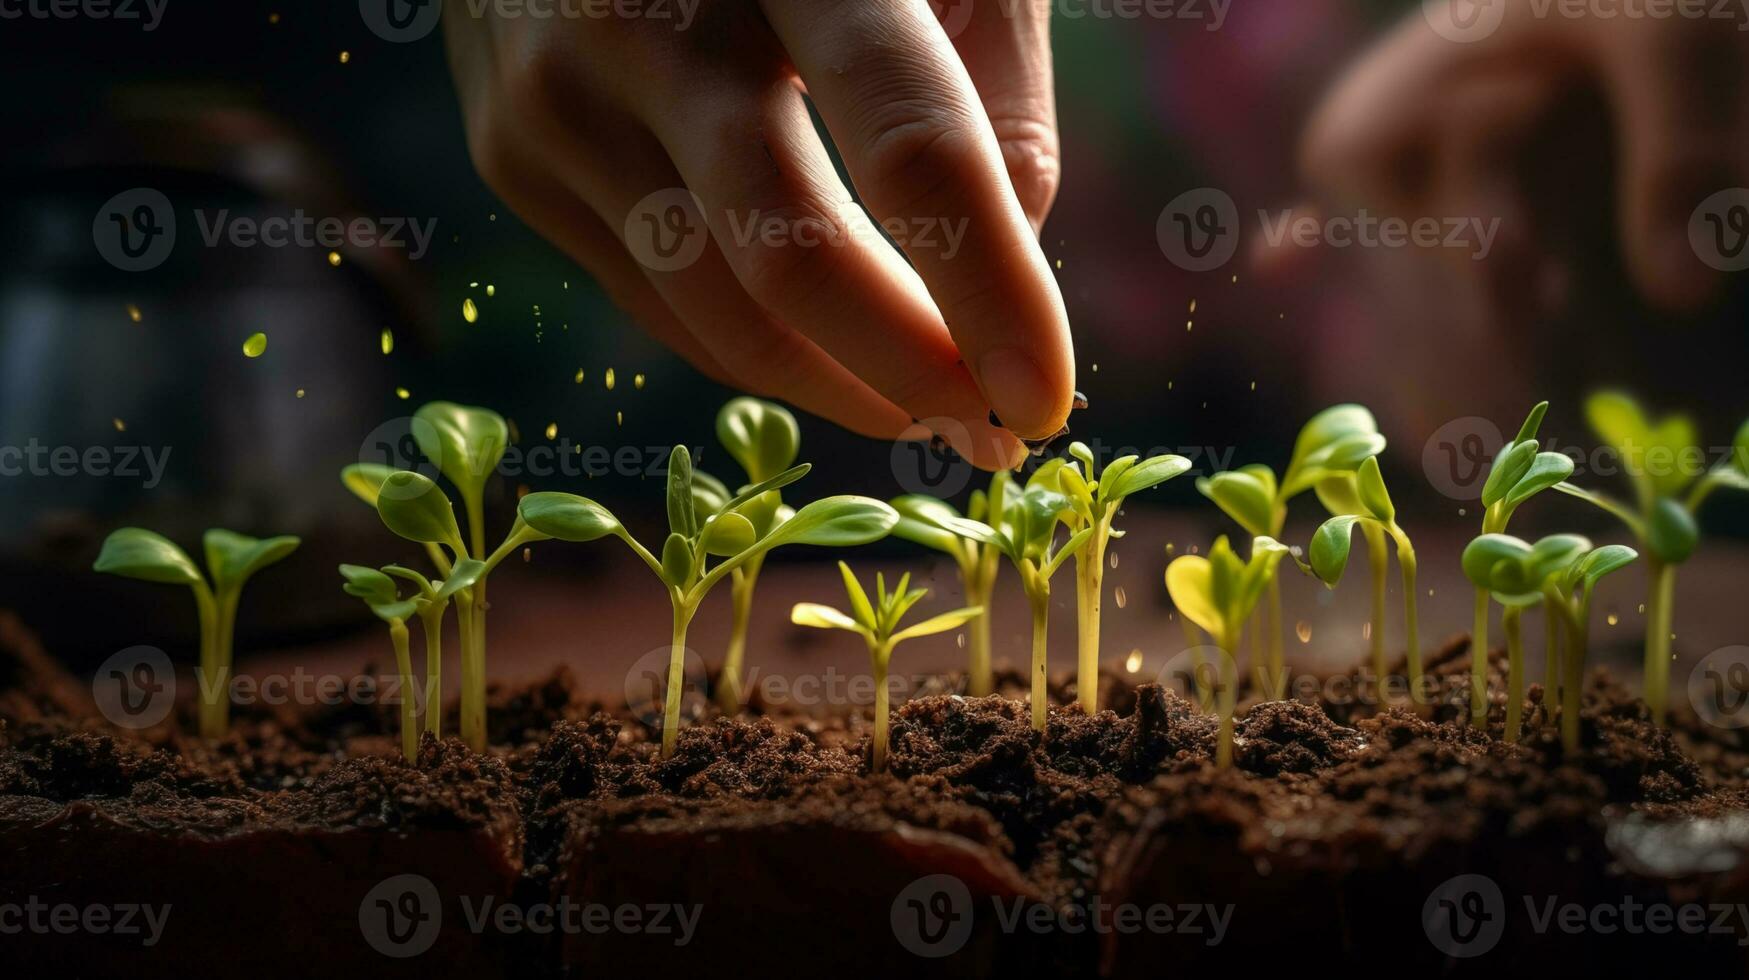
(1556, 392), (1749, 724)
(701, 397), (801, 713)
(790, 562), (981, 771)
(1198, 405), (1386, 695)
(1164, 535), (1291, 767)
(1306, 456), (1423, 701)
(925, 464), (1094, 730)
(890, 469), (1012, 696)
(338, 402), (551, 751)
(519, 446), (897, 757)
(1463, 402), (1574, 726)
(1056, 442), (1191, 714)
(94, 527), (300, 739)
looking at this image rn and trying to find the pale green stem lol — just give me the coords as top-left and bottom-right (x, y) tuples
(716, 558), (762, 713)
(1503, 606), (1524, 743)
(1470, 588), (1492, 727)
(1543, 606), (1561, 725)
(389, 619), (417, 763)
(192, 584), (224, 739)
(1644, 560), (1677, 725)
(661, 601), (691, 758)
(1178, 613), (1209, 711)
(1216, 620), (1239, 768)
(968, 546), (1001, 696)
(871, 640), (892, 772)
(1396, 541), (1422, 703)
(1074, 518), (1112, 715)
(417, 606), (444, 738)
(455, 595), (484, 751)
(1028, 585), (1050, 732)
(1563, 604), (1588, 753)
(1363, 522), (1389, 691)
(1265, 576), (1285, 700)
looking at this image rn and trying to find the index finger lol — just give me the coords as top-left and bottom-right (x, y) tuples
(759, 0), (1076, 440)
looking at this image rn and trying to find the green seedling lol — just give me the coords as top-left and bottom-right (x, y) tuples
(1164, 535), (1291, 767)
(790, 562), (981, 771)
(1462, 534), (1636, 750)
(1465, 402), (1574, 726)
(929, 464), (1094, 730)
(1556, 392), (1749, 724)
(1056, 443), (1192, 714)
(518, 446), (897, 757)
(891, 469), (1012, 697)
(1199, 406), (1386, 696)
(1306, 456), (1423, 700)
(703, 397), (801, 713)
(94, 527), (300, 738)
(340, 401), (552, 751)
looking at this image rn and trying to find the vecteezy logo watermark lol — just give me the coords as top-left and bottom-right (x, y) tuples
(892, 417), (976, 498)
(0, 440), (172, 489)
(1689, 647), (1749, 730)
(93, 188), (175, 272)
(624, 188), (711, 273)
(891, 874), (975, 957)
(1422, 0), (1507, 42)
(1691, 188), (1749, 273)
(624, 644), (708, 727)
(1424, 872), (1749, 956)
(930, 0), (1232, 38)
(1157, 188), (1240, 273)
(0, 897), (172, 946)
(0, 0), (168, 30)
(1422, 417), (1507, 502)
(359, 0), (444, 42)
(92, 646), (176, 729)
(1424, 874), (1506, 957)
(891, 874), (1233, 958)
(360, 874), (443, 957)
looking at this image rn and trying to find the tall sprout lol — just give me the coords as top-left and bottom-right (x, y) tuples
(707, 398), (801, 712)
(1164, 536), (1291, 767)
(1556, 393), (1749, 724)
(94, 528), (300, 738)
(1199, 406), (1385, 697)
(890, 470), (1010, 696)
(1056, 443), (1191, 713)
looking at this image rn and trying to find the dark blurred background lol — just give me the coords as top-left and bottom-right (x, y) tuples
(1, 0), (1744, 699)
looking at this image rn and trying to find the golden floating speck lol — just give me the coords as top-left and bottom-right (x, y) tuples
(295, 388), (306, 398)
(605, 368), (616, 390)
(616, 410), (624, 426)
(1638, 603), (1647, 614)
(1114, 586), (1128, 609)
(574, 368), (585, 383)
(462, 298), (479, 323)
(486, 284), (496, 297)
(127, 304), (142, 323)
(634, 373), (646, 390)
(1189, 299), (1197, 313)
(327, 251), (341, 266)
(1091, 363), (1099, 373)
(338, 50), (350, 64)
(1250, 381), (1256, 391)
(516, 484), (530, 498)
(1361, 622), (1373, 641)
(1108, 551), (1119, 569)
(1607, 614), (1619, 626)
(545, 422), (558, 440)
(522, 547), (532, 563)
(1296, 621), (1312, 644)
(1055, 258), (1062, 269)
(488, 213), (497, 222)
(242, 332), (268, 358)
(469, 281), (479, 288)
(268, 12), (279, 24)
(112, 418), (126, 432)
(1125, 650), (1144, 674)
(380, 329), (394, 355)
(396, 387), (410, 400)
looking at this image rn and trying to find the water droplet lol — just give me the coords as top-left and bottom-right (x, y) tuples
(634, 373), (646, 390)
(605, 368), (616, 390)
(462, 298), (478, 323)
(126, 304), (141, 323)
(380, 329), (394, 355)
(395, 386), (410, 400)
(242, 332), (267, 358)
(1125, 649), (1143, 673)
(545, 422), (558, 440)
(1114, 586), (1128, 609)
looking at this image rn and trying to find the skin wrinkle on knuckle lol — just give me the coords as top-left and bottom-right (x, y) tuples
(730, 200), (859, 315)
(858, 117), (988, 225)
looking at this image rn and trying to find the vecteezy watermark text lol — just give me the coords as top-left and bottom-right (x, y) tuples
(0, 440), (170, 489)
(0, 0), (167, 30)
(0, 897), (171, 946)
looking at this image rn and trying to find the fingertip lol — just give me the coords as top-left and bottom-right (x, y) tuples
(975, 345), (1074, 441)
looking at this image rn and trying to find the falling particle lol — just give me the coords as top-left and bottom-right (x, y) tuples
(616, 410), (624, 426)
(1607, 614), (1619, 627)
(327, 251), (341, 266)
(469, 281), (479, 288)
(522, 547), (532, 563)
(545, 422), (558, 440)
(126, 303), (142, 323)
(268, 12), (279, 23)
(486, 284), (496, 297)
(396, 387), (410, 400)
(956, 633), (966, 649)
(1231, 274), (1238, 283)
(112, 418), (126, 432)
(488, 213), (497, 222)
(1114, 586), (1128, 609)
(605, 367), (616, 390)
(1457, 508), (1467, 518)
(1250, 381), (1256, 391)
(462, 298), (479, 323)
(574, 368), (585, 384)
(1361, 622), (1373, 641)
(1165, 542), (1176, 556)
(1108, 551), (1119, 569)
(1091, 363), (1099, 373)
(380, 329), (394, 355)
(338, 50), (350, 64)
(1125, 650), (1144, 674)
(1055, 258), (1062, 269)
(242, 332), (268, 358)
(1427, 588), (1434, 597)
(563, 280), (569, 289)
(1168, 381), (1174, 390)
(1187, 321), (1193, 332)
(634, 373), (646, 390)
(1189, 299), (1197, 313)
(1638, 603), (1647, 614)
(507, 420), (521, 443)
(516, 484), (530, 498)
(295, 388), (306, 398)
(1295, 621), (1312, 644)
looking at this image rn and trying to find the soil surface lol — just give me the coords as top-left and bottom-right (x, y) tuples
(3, 612), (1748, 976)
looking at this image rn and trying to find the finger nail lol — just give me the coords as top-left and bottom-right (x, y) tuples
(976, 347), (1060, 439)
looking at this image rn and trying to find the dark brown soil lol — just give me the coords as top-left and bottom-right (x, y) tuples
(3, 610), (1748, 976)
